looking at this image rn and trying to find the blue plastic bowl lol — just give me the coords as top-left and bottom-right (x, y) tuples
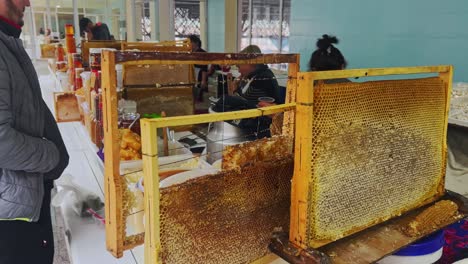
(394, 230), (444, 256)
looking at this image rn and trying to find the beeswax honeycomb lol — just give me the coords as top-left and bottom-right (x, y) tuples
(307, 77), (448, 247)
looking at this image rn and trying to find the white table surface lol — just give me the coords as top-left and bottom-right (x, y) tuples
(41, 63), (286, 264)
(41, 67), (142, 264)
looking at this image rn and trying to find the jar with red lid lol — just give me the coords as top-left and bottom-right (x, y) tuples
(72, 53), (82, 69)
(89, 48), (102, 72)
(75, 68), (84, 90)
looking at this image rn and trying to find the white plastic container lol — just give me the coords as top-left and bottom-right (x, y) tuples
(115, 64), (123, 91)
(378, 248), (443, 264)
(57, 72), (69, 91)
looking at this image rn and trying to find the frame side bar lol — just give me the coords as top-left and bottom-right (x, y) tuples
(102, 50), (124, 257)
(141, 120), (161, 264)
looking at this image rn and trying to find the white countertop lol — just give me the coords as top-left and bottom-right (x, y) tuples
(41, 66), (142, 264)
(41, 62), (287, 264)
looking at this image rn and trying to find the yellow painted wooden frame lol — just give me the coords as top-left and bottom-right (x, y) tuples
(290, 65), (453, 249)
(101, 50), (300, 259)
(141, 103), (295, 264)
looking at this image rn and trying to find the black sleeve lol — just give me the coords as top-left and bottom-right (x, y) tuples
(255, 69), (281, 103)
(257, 77), (281, 103)
(270, 80), (282, 103)
(43, 104), (69, 180)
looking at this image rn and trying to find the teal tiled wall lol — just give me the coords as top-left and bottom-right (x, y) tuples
(207, 0), (225, 52)
(290, 0), (468, 81)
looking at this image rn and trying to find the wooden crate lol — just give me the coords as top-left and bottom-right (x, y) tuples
(123, 64), (192, 86)
(53, 92), (81, 123)
(124, 86), (193, 116)
(41, 44), (56, 59)
(121, 39), (193, 87)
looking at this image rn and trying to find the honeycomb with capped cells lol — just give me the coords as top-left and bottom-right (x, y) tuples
(158, 137), (294, 263)
(307, 77), (448, 247)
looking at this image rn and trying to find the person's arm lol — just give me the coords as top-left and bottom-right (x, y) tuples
(227, 73), (239, 95)
(270, 82), (282, 104)
(200, 71), (208, 91)
(85, 29), (94, 41)
(43, 102), (69, 180)
(264, 73), (282, 103)
(0, 69), (59, 173)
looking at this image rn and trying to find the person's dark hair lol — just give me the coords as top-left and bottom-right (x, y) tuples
(79, 17), (93, 37)
(308, 34), (347, 71)
(93, 23), (112, 40)
(189, 35), (202, 48)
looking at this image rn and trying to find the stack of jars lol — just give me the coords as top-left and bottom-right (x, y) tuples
(55, 44), (66, 71)
(90, 71), (104, 149)
(68, 53), (83, 91)
(64, 24), (83, 91)
(89, 48), (102, 73)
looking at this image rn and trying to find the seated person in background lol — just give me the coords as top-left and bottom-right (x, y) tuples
(308, 34), (350, 84)
(189, 35), (228, 100)
(44, 28), (52, 44)
(229, 45), (281, 107)
(80, 17), (113, 41)
(189, 35), (209, 101)
(214, 45), (280, 138)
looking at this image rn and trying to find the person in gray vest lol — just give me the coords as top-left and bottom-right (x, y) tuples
(0, 0), (69, 263)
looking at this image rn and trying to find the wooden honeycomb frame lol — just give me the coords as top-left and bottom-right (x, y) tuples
(99, 41), (198, 257)
(290, 66), (453, 250)
(82, 39), (191, 66)
(101, 50), (300, 260)
(121, 38), (191, 52)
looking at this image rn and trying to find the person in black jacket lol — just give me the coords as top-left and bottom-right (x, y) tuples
(189, 35), (209, 101)
(229, 45), (281, 105)
(308, 34), (347, 71)
(80, 17), (112, 41)
(0, 1), (69, 263)
(308, 34), (351, 84)
(214, 45), (280, 138)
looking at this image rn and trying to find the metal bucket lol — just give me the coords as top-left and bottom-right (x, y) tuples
(206, 107), (249, 164)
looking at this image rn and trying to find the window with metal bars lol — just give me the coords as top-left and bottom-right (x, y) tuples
(174, 0), (201, 39)
(240, 0), (291, 54)
(142, 1), (151, 41)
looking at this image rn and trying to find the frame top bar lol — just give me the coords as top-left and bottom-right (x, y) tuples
(302, 65), (452, 80)
(142, 103), (296, 128)
(107, 50), (299, 65)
